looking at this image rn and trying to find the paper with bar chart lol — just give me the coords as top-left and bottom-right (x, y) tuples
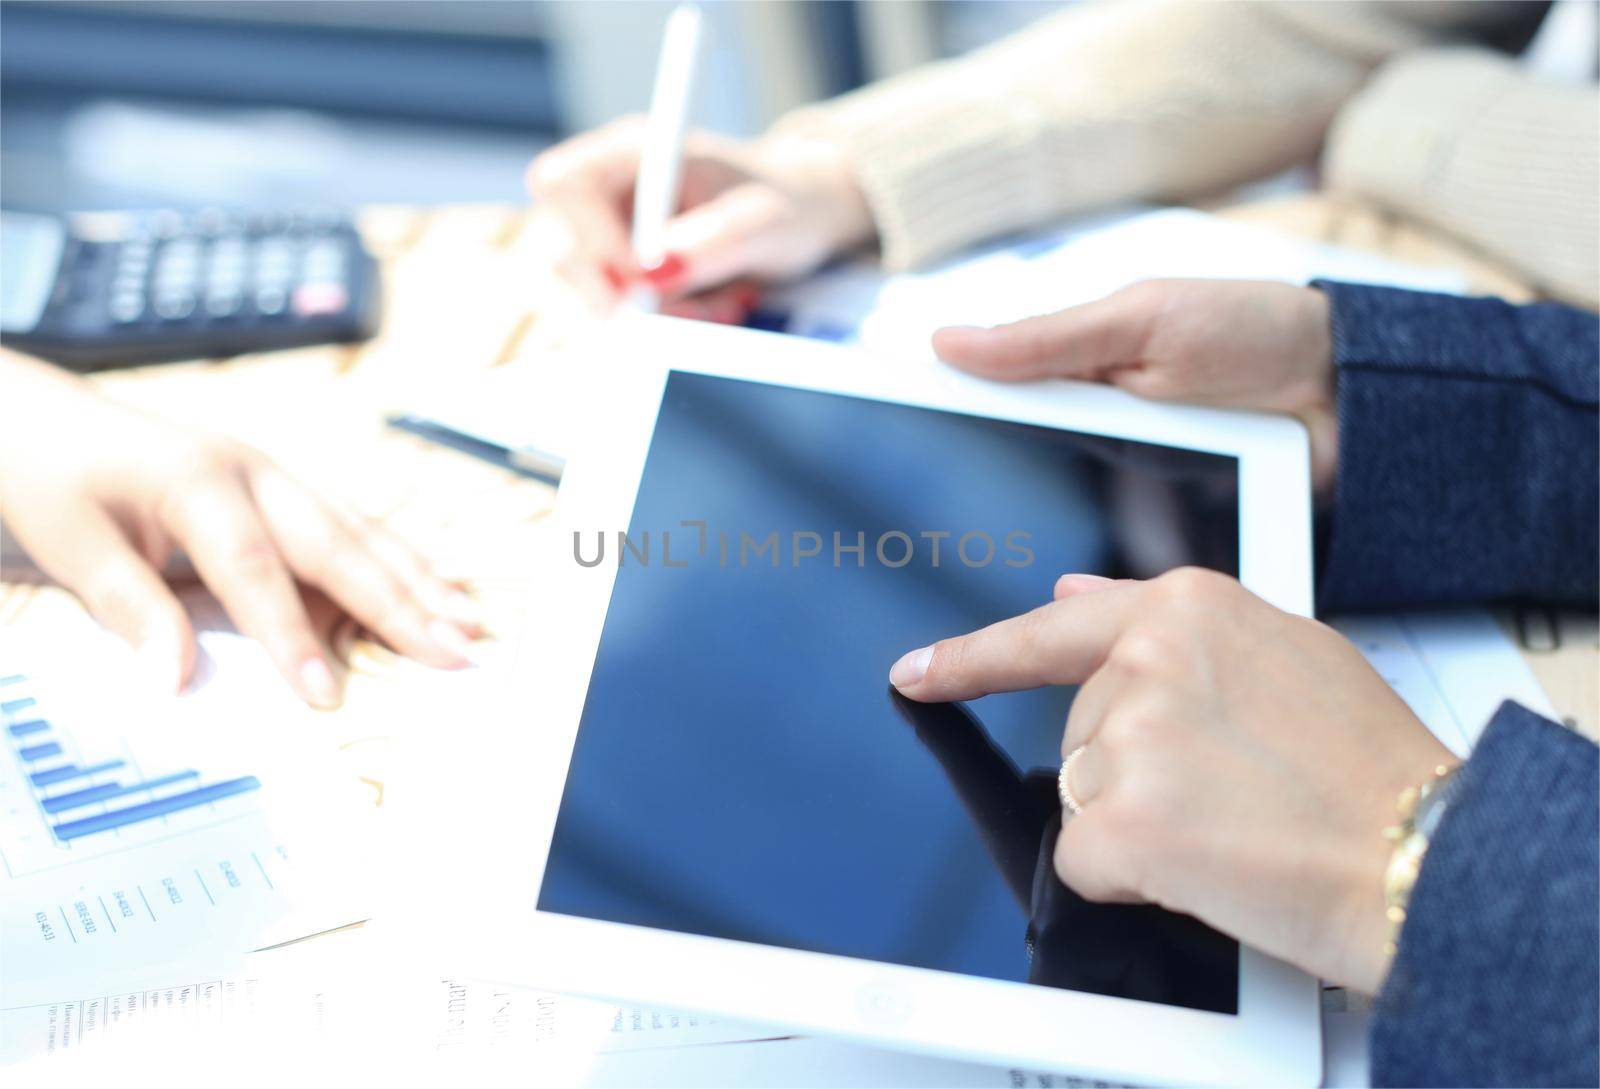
(1, 677), (261, 856)
(0, 618), (373, 1019)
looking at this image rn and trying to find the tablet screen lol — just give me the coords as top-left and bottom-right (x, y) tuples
(540, 372), (1241, 1014)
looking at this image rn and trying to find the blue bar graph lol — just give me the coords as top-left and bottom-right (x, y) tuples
(43, 771), (200, 814)
(54, 777), (261, 841)
(30, 760), (126, 788)
(4, 670), (266, 847)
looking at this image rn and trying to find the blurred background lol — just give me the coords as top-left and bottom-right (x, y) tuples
(0, 0), (1075, 213)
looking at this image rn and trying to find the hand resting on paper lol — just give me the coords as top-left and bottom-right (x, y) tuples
(0, 350), (482, 708)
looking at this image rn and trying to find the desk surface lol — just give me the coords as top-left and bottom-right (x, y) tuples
(1, 196), (1594, 752)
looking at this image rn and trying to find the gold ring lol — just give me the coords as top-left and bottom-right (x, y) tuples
(1059, 744), (1088, 815)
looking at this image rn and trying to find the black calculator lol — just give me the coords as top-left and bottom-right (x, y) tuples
(0, 207), (382, 370)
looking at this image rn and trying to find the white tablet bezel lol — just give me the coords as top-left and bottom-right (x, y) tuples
(447, 315), (1320, 1086)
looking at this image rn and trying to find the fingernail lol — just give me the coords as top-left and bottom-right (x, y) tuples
(890, 646), (934, 689)
(1060, 573), (1114, 591)
(299, 657), (341, 710)
(640, 253), (687, 290)
(602, 262), (628, 292)
(440, 589), (488, 631)
(427, 619), (476, 667)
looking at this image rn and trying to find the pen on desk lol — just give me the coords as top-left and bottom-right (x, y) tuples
(629, 2), (704, 311)
(384, 413), (564, 486)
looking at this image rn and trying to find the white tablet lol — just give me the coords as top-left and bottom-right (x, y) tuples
(451, 316), (1320, 1086)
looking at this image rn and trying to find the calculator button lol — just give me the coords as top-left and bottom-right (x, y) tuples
(249, 211), (289, 235)
(303, 242), (344, 276)
(156, 251), (199, 282)
(291, 282), (347, 318)
(155, 274), (197, 299)
(255, 264), (293, 286)
(155, 261), (196, 282)
(154, 292), (196, 320)
(305, 258), (344, 280)
(206, 292), (242, 318)
(109, 294), (145, 324)
(210, 239), (246, 267)
(193, 207), (230, 236)
(149, 210), (184, 240)
(255, 287), (288, 316)
(159, 239), (199, 260)
(254, 243), (295, 282)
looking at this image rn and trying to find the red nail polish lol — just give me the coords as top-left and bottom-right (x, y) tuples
(602, 262), (627, 292)
(641, 253), (687, 289)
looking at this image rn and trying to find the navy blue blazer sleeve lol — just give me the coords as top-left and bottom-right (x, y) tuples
(1312, 282), (1599, 612)
(1371, 703), (1599, 1087)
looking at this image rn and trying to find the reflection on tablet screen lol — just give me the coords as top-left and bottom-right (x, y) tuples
(540, 372), (1241, 1014)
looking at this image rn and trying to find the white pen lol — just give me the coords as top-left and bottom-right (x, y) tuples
(629, 2), (704, 311)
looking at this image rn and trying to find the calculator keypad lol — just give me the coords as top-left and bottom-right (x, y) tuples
(101, 210), (358, 327)
(4, 206), (377, 370)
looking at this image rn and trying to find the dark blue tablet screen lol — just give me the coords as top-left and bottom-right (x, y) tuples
(539, 371), (1241, 1014)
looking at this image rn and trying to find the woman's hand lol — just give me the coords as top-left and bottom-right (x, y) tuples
(0, 354), (481, 707)
(889, 568), (1454, 993)
(932, 280), (1339, 492)
(525, 117), (874, 318)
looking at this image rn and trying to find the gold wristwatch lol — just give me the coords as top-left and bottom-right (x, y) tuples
(1381, 762), (1463, 956)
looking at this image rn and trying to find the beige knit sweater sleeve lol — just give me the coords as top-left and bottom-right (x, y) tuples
(1327, 48), (1598, 307)
(773, 0), (1596, 307)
